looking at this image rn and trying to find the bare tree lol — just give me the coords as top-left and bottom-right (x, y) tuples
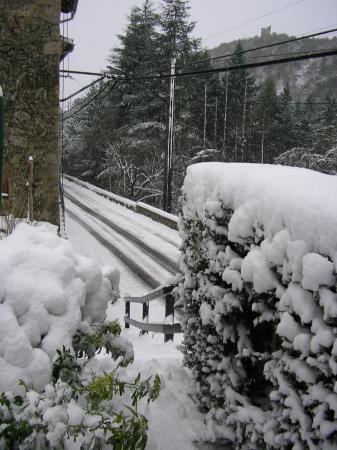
(98, 140), (163, 202)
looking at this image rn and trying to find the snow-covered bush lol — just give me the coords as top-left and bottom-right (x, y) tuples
(0, 224), (160, 449)
(176, 163), (337, 449)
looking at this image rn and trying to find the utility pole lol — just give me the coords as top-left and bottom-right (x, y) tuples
(241, 75), (248, 162)
(163, 58), (176, 213)
(223, 72), (228, 157)
(234, 121), (238, 161)
(261, 114), (265, 164)
(214, 97), (218, 148)
(203, 82), (207, 148)
(0, 86), (3, 208)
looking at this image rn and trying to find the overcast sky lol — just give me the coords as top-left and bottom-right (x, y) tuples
(61, 0), (337, 101)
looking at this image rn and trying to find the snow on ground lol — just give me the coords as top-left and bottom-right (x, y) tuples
(0, 222), (118, 394)
(66, 199), (174, 285)
(63, 181), (209, 449)
(64, 178), (180, 251)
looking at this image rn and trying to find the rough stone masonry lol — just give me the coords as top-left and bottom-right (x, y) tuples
(0, 0), (61, 224)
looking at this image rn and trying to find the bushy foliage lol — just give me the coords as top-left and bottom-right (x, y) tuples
(177, 190), (337, 449)
(0, 321), (160, 450)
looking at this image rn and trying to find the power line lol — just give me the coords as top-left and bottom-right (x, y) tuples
(245, 50), (319, 59)
(60, 69), (106, 77)
(202, 99), (332, 107)
(62, 79), (119, 121)
(60, 68), (120, 77)
(60, 26), (337, 90)
(59, 76), (104, 103)
(120, 48), (337, 82)
(193, 26), (337, 66)
(94, 26), (337, 82)
(203, 0), (305, 42)
(60, 49), (337, 119)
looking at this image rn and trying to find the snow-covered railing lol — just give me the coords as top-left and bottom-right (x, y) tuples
(64, 175), (178, 229)
(124, 284), (182, 342)
(135, 202), (178, 230)
(176, 162), (337, 449)
(64, 175), (136, 209)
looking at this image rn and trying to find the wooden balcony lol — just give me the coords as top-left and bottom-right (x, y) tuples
(60, 35), (74, 61)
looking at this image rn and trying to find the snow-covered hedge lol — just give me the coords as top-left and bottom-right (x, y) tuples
(176, 163), (337, 449)
(0, 224), (159, 449)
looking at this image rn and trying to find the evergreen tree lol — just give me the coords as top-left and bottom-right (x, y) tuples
(312, 96), (337, 154)
(223, 42), (256, 162)
(110, 0), (161, 123)
(274, 83), (296, 154)
(323, 96), (337, 125)
(255, 77), (279, 163)
(102, 1), (165, 201)
(159, 0), (197, 63)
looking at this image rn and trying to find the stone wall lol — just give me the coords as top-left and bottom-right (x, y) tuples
(0, 0), (61, 224)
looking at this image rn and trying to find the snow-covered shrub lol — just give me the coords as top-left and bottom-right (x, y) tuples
(0, 224), (160, 449)
(176, 163), (337, 449)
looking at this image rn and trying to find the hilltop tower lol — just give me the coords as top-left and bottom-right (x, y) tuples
(261, 26), (272, 37)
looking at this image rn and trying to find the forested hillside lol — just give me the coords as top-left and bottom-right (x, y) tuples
(209, 27), (337, 100)
(63, 0), (337, 213)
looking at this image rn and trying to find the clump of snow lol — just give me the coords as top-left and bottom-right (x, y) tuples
(302, 253), (335, 291)
(178, 163), (337, 449)
(200, 302), (213, 325)
(183, 163), (337, 258)
(0, 223), (119, 393)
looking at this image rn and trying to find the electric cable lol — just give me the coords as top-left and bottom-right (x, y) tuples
(119, 48), (337, 82)
(62, 79), (120, 121)
(91, 26), (337, 82)
(59, 76), (104, 103)
(203, 0), (305, 42)
(193, 26), (337, 66)
(60, 69), (111, 77)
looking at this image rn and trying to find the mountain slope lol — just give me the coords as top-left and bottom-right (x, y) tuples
(208, 27), (337, 100)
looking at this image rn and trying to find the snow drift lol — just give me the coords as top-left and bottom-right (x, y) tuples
(177, 163), (337, 449)
(0, 223), (119, 393)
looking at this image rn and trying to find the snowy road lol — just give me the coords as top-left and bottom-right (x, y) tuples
(63, 178), (213, 449)
(64, 177), (184, 336)
(64, 178), (180, 289)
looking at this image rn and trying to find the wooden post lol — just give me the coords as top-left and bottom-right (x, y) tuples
(27, 156), (34, 222)
(203, 82), (207, 148)
(164, 292), (175, 342)
(223, 72), (229, 156)
(214, 97), (218, 149)
(125, 300), (130, 328)
(141, 302), (149, 335)
(241, 75), (248, 162)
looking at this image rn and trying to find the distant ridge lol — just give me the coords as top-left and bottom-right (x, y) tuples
(208, 27), (337, 100)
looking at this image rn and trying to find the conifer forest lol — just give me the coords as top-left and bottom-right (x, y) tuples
(63, 0), (337, 212)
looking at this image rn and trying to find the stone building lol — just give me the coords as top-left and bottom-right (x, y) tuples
(0, 0), (78, 225)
